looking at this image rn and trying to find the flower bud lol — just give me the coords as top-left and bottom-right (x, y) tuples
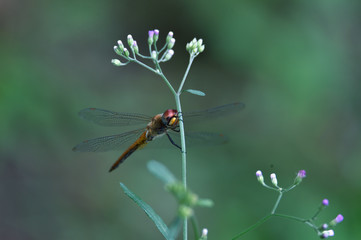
(294, 170), (306, 185)
(322, 199), (329, 207)
(132, 41), (139, 54)
(127, 34), (134, 47)
(151, 50), (157, 60)
(113, 46), (122, 55)
(111, 59), (122, 66)
(197, 39), (203, 48)
(148, 30), (154, 45)
(200, 228), (208, 239)
(270, 173), (278, 187)
(164, 49), (174, 61)
(167, 38), (175, 49)
(320, 223), (328, 230)
(123, 48), (130, 57)
(320, 229), (334, 238)
(166, 31), (174, 43)
(198, 44), (205, 53)
(192, 48), (198, 55)
(256, 170), (265, 185)
(117, 40), (124, 51)
(154, 29), (159, 42)
(330, 214), (344, 226)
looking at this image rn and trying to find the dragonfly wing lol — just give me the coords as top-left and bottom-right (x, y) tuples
(73, 128), (145, 152)
(182, 102), (245, 122)
(166, 131), (228, 147)
(78, 108), (152, 127)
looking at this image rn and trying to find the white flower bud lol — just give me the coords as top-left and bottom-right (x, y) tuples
(198, 44), (205, 53)
(256, 170), (265, 185)
(166, 31), (174, 43)
(164, 49), (174, 61)
(111, 59), (123, 66)
(151, 50), (157, 60)
(123, 48), (130, 57)
(270, 173), (278, 187)
(167, 38), (175, 49)
(321, 229), (334, 238)
(127, 34), (134, 47)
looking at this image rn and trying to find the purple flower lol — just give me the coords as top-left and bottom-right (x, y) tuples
(330, 214), (344, 226)
(335, 214), (344, 223)
(297, 170), (306, 179)
(148, 30), (154, 45)
(294, 170), (306, 185)
(322, 199), (329, 206)
(321, 223), (328, 230)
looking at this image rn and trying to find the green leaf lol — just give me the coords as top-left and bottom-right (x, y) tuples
(119, 182), (170, 240)
(168, 217), (182, 240)
(147, 160), (177, 185)
(184, 89), (206, 96)
(196, 198), (214, 208)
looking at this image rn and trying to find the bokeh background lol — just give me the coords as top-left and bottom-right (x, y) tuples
(1, 0), (360, 239)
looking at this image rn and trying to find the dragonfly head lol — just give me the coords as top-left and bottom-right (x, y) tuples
(162, 109), (179, 127)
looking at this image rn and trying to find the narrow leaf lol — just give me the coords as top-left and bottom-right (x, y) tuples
(168, 217), (183, 240)
(120, 182), (170, 239)
(147, 160), (177, 185)
(185, 89), (206, 96)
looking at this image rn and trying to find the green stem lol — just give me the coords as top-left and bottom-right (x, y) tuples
(174, 53), (197, 240)
(177, 56), (194, 94)
(232, 215), (272, 240)
(132, 58), (157, 74)
(273, 213), (306, 223)
(190, 216), (200, 240)
(174, 93), (187, 240)
(132, 47), (197, 240)
(271, 191), (283, 214)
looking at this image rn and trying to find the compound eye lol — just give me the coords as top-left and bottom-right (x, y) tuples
(168, 116), (178, 126)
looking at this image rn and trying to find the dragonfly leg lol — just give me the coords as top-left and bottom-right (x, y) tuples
(166, 132), (182, 150)
(171, 128), (180, 133)
(177, 112), (184, 122)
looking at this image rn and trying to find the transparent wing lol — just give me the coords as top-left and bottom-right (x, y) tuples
(166, 131), (229, 147)
(72, 128), (145, 152)
(78, 108), (152, 127)
(182, 102), (245, 122)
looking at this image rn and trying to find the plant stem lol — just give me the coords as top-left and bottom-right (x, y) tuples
(175, 54), (196, 240)
(177, 56), (194, 94)
(232, 215), (272, 240)
(271, 191), (283, 214)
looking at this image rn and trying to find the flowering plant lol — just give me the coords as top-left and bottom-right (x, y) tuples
(103, 29), (343, 239)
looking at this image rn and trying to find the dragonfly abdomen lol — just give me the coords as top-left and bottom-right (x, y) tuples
(109, 131), (148, 172)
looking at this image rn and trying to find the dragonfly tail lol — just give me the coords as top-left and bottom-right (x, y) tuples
(109, 132), (147, 172)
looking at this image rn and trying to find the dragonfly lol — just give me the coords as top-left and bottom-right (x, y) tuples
(73, 102), (244, 172)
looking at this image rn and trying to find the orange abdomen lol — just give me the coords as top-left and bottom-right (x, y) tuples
(109, 131), (147, 172)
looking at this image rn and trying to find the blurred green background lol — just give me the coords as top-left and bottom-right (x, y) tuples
(1, 0), (360, 239)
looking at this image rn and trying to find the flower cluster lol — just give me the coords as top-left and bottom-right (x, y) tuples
(254, 170), (343, 239)
(186, 38), (205, 56)
(319, 210), (344, 239)
(111, 29), (178, 67)
(256, 169), (306, 190)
